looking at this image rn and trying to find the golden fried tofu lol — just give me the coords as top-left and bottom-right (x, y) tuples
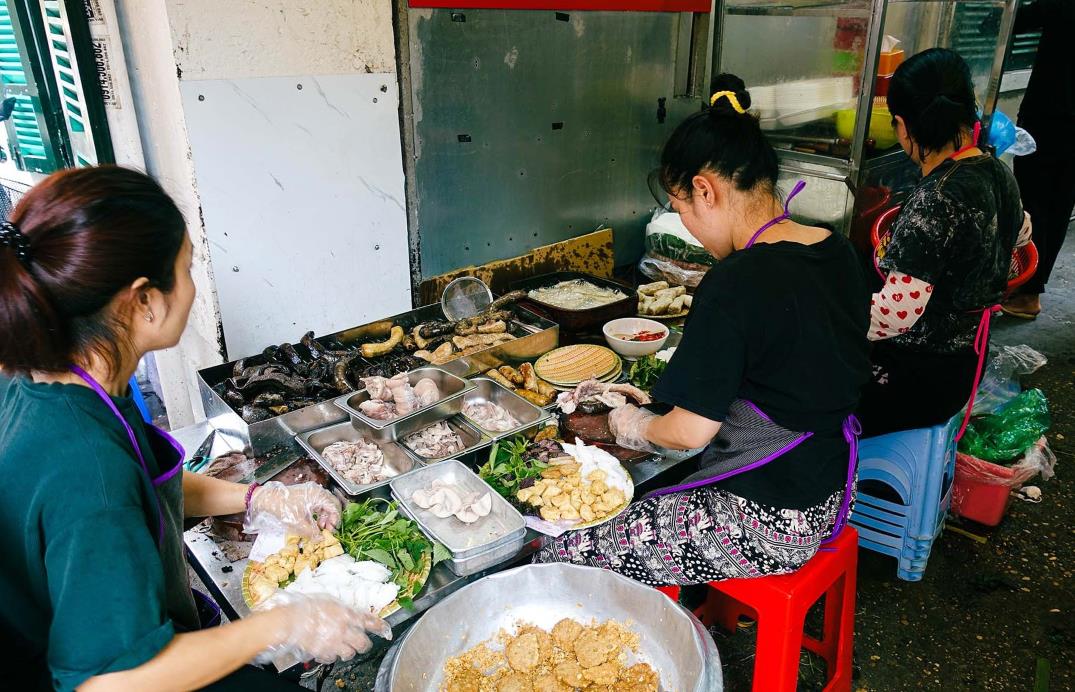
(582, 661), (622, 686)
(553, 660), (584, 687)
(552, 619), (583, 647)
(517, 625), (554, 661)
(590, 480), (608, 495)
(505, 632), (540, 673)
(540, 506), (562, 522)
(587, 470), (607, 482)
(604, 488), (626, 506)
(579, 504), (595, 522)
(531, 673), (569, 692)
(573, 630), (616, 669)
(622, 663), (660, 691)
(560, 506), (580, 521)
(497, 672), (533, 692)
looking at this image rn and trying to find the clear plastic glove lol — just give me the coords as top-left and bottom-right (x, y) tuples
(255, 592), (392, 665)
(245, 481), (342, 537)
(608, 404), (659, 453)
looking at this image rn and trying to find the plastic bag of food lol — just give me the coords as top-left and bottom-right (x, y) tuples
(639, 209), (715, 288)
(955, 436), (1057, 488)
(959, 389), (1051, 462)
(972, 344), (1047, 416)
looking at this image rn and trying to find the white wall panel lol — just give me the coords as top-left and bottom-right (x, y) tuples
(181, 74), (410, 359)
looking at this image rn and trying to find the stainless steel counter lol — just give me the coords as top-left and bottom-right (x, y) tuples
(181, 429), (690, 626)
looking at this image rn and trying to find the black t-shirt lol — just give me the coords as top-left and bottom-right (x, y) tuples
(879, 155), (1022, 354)
(1015, 0), (1075, 153)
(653, 232), (871, 509)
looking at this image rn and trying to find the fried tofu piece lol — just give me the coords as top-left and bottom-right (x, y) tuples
(579, 504), (595, 522)
(582, 661), (622, 686)
(532, 673), (569, 692)
(517, 625), (554, 661)
(622, 663), (660, 691)
(573, 630), (617, 669)
(539, 506), (561, 522)
(505, 632), (540, 673)
(589, 480), (608, 495)
(552, 618), (584, 647)
(497, 673), (533, 692)
(553, 660), (584, 687)
(587, 470), (607, 482)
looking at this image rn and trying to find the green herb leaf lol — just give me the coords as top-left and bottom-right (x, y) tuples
(432, 541), (452, 565)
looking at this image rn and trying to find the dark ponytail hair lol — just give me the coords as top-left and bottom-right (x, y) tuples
(657, 73), (779, 198)
(888, 48), (978, 157)
(0, 166), (186, 375)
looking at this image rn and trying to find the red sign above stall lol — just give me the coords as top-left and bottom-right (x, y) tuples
(408, 0), (710, 11)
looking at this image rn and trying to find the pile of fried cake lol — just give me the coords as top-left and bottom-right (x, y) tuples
(442, 618), (659, 692)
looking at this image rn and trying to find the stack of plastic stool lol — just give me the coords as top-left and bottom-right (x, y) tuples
(695, 527), (859, 692)
(849, 414), (961, 581)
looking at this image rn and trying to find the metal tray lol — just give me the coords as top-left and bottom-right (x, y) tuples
(195, 304), (558, 455)
(399, 417), (492, 465)
(295, 422), (418, 498)
(390, 459), (525, 560)
(509, 270), (638, 333)
(460, 377), (550, 440)
(376, 563), (722, 692)
(334, 367), (473, 443)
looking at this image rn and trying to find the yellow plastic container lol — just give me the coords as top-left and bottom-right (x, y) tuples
(835, 104), (898, 150)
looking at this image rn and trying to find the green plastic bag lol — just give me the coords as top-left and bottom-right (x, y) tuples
(959, 389), (1051, 463)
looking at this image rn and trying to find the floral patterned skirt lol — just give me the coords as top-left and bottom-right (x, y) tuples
(533, 486), (846, 586)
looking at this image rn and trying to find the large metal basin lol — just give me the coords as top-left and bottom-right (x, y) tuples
(376, 563), (722, 692)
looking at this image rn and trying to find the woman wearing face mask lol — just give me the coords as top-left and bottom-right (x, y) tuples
(535, 75), (871, 585)
(0, 167), (390, 692)
(857, 48), (1028, 438)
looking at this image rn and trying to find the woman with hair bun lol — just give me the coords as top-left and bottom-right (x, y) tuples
(0, 167), (390, 691)
(857, 48), (1028, 438)
(536, 75), (871, 585)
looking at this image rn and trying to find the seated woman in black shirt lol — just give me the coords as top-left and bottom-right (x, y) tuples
(535, 74), (872, 585)
(856, 49), (1028, 438)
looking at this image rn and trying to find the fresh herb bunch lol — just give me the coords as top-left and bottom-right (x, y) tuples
(336, 498), (449, 609)
(479, 435), (549, 502)
(628, 354), (668, 392)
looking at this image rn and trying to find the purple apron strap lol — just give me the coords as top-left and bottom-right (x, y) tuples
(69, 365), (169, 545)
(744, 179), (807, 249)
(820, 415), (861, 546)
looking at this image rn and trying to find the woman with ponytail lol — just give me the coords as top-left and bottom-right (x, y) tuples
(537, 75), (871, 585)
(0, 167), (389, 691)
(857, 49), (1028, 437)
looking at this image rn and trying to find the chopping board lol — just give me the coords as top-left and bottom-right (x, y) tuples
(561, 411), (650, 463)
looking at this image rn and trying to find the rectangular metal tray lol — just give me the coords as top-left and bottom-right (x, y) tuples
(334, 367), (473, 443)
(295, 422), (418, 498)
(390, 459), (525, 561)
(399, 416), (492, 465)
(509, 271), (638, 334)
(196, 304), (557, 456)
(460, 377), (551, 440)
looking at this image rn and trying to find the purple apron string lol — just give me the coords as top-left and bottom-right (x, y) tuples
(820, 415), (861, 546)
(69, 365), (173, 546)
(744, 179), (807, 249)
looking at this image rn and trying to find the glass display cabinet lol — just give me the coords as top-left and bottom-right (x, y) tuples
(713, 0), (1020, 239)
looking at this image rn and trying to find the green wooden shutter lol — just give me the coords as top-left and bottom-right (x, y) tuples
(0, 0), (111, 173)
(0, 0), (62, 172)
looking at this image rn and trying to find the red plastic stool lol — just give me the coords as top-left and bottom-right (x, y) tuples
(696, 527), (859, 692)
(655, 585), (681, 602)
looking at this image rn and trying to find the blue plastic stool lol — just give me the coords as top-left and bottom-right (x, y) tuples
(849, 414), (961, 581)
(129, 375), (152, 424)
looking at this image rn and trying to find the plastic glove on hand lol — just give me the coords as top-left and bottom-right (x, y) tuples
(255, 592), (392, 665)
(608, 404), (659, 453)
(245, 481), (342, 537)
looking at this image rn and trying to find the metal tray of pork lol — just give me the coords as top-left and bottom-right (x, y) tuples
(334, 367), (474, 443)
(196, 301), (558, 455)
(509, 270), (638, 334)
(296, 421), (419, 499)
(398, 416), (493, 466)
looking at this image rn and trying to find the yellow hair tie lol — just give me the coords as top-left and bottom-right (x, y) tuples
(710, 90), (746, 114)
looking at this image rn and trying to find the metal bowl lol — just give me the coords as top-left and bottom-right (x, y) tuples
(375, 563), (722, 691)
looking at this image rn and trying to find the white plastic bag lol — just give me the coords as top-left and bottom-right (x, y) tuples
(972, 345), (1047, 416)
